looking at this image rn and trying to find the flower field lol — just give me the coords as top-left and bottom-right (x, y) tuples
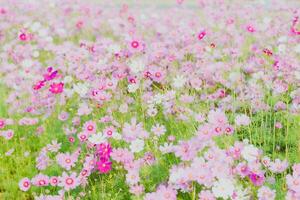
(0, 0), (300, 199)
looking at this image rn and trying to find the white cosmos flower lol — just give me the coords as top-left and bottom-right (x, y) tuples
(234, 186), (251, 200)
(73, 83), (89, 97)
(63, 76), (73, 84)
(278, 44), (286, 53)
(112, 132), (121, 140)
(30, 22), (41, 32)
(212, 178), (235, 199)
(130, 139), (144, 153)
(153, 94), (164, 104)
(64, 88), (74, 98)
(235, 114), (251, 126)
(129, 58), (145, 74)
(88, 132), (107, 145)
(128, 83), (139, 93)
(294, 44), (300, 54)
(159, 143), (173, 154)
(21, 59), (33, 68)
(172, 75), (186, 89)
(108, 44), (121, 54)
(241, 144), (260, 162)
(77, 103), (92, 116)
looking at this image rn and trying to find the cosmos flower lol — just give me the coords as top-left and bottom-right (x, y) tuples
(58, 172), (80, 191)
(19, 178), (31, 191)
(49, 82), (64, 94)
(212, 178), (235, 199)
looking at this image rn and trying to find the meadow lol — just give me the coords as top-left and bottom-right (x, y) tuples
(0, 0), (300, 199)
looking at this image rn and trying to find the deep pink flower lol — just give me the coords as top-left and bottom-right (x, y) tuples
(49, 82), (64, 94)
(249, 172), (265, 186)
(96, 143), (112, 158)
(246, 25), (255, 33)
(43, 67), (58, 81)
(33, 80), (46, 90)
(96, 157), (112, 174)
(198, 30), (206, 40)
(19, 33), (27, 41)
(0, 118), (5, 129)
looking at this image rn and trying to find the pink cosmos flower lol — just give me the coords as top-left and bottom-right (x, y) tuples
(275, 122), (282, 129)
(1, 129), (14, 140)
(56, 152), (78, 170)
(151, 123), (166, 136)
(78, 132), (88, 142)
(208, 110), (228, 125)
(47, 140), (61, 152)
(126, 170), (140, 185)
(47, 176), (58, 186)
(36, 149), (50, 170)
(145, 185), (177, 200)
(143, 152), (156, 165)
(128, 38), (144, 52)
(198, 190), (216, 200)
(129, 184), (144, 196)
(257, 186), (276, 200)
(269, 159), (289, 173)
(291, 16), (300, 35)
(49, 82), (64, 94)
(122, 118), (149, 142)
(235, 114), (251, 126)
(58, 111), (69, 121)
(292, 164), (300, 177)
(58, 172), (80, 191)
(83, 120), (97, 134)
(286, 174), (300, 192)
(103, 126), (116, 137)
(19, 178), (31, 191)
(174, 141), (197, 161)
(31, 173), (49, 187)
(111, 148), (134, 164)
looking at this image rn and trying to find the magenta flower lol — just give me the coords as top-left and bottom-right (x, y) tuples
(96, 143), (112, 158)
(0, 118), (5, 129)
(43, 67), (58, 81)
(198, 30), (206, 40)
(96, 157), (112, 174)
(33, 80), (46, 90)
(249, 172), (265, 186)
(49, 82), (64, 94)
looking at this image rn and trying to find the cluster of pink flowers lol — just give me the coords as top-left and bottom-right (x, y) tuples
(0, 0), (298, 199)
(33, 67), (64, 94)
(95, 143), (112, 173)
